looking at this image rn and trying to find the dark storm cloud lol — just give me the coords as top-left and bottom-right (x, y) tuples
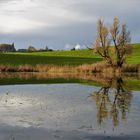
(0, 0), (139, 49)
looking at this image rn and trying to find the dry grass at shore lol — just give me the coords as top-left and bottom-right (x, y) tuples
(0, 62), (139, 75)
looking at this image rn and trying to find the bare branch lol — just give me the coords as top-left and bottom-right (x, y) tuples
(94, 17), (131, 68)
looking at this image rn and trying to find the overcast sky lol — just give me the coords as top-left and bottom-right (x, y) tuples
(0, 0), (139, 49)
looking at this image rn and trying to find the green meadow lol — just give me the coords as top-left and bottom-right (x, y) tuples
(0, 49), (101, 66)
(0, 44), (140, 66)
(126, 44), (140, 64)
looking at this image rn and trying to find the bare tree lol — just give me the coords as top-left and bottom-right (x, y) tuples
(94, 17), (131, 68)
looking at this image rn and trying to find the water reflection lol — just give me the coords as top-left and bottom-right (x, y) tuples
(90, 77), (132, 127)
(0, 77), (140, 139)
(0, 72), (139, 86)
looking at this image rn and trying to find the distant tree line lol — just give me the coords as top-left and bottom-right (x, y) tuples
(0, 43), (54, 53)
(18, 45), (54, 52)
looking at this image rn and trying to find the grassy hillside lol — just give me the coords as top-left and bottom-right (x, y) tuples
(0, 44), (139, 66)
(0, 50), (101, 66)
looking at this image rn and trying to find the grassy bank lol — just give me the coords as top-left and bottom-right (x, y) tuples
(0, 72), (140, 91)
(0, 43), (139, 66)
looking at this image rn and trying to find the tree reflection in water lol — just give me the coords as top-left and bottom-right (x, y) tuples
(90, 78), (132, 127)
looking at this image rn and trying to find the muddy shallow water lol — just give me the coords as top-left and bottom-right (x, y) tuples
(0, 84), (139, 140)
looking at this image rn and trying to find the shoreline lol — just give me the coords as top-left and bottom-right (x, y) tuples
(0, 71), (140, 91)
(0, 63), (139, 74)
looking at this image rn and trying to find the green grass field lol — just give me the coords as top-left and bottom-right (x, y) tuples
(0, 49), (102, 66)
(0, 44), (139, 66)
(126, 44), (140, 64)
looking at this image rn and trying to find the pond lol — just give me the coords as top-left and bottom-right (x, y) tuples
(0, 73), (140, 140)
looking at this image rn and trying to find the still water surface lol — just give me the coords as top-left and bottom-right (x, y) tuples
(0, 83), (139, 140)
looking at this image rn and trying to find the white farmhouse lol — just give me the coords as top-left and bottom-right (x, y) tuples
(75, 44), (81, 50)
